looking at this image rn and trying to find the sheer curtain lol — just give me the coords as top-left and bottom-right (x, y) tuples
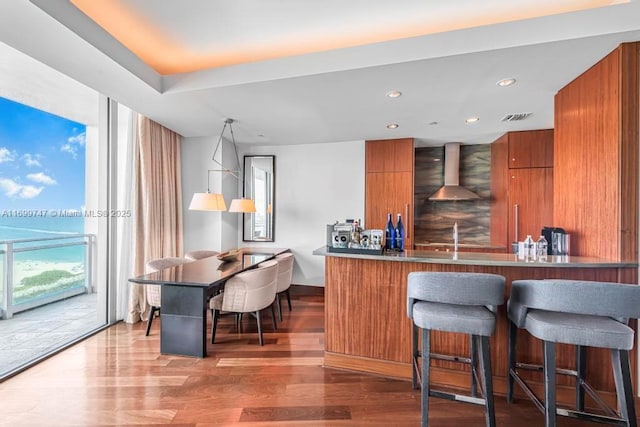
(116, 108), (136, 321)
(126, 114), (184, 323)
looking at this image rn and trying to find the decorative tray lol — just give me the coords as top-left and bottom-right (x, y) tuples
(217, 249), (240, 262)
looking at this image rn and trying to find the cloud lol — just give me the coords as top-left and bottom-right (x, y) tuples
(22, 153), (42, 167)
(0, 147), (16, 163)
(68, 133), (86, 146)
(27, 172), (56, 185)
(60, 144), (77, 159)
(0, 178), (43, 199)
(61, 132), (86, 159)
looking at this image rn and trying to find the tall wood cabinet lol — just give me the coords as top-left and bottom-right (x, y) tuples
(490, 130), (554, 249)
(365, 138), (414, 248)
(554, 42), (638, 261)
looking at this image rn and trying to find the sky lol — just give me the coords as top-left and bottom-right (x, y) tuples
(0, 96), (86, 211)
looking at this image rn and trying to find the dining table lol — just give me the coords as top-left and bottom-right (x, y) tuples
(129, 247), (289, 357)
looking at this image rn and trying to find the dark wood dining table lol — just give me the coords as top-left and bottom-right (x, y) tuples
(129, 247), (289, 357)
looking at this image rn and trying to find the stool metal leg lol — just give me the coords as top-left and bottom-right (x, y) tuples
(412, 323), (419, 390)
(543, 340), (557, 427)
(507, 319), (517, 403)
(421, 328), (430, 427)
(477, 335), (496, 427)
(576, 345), (586, 411)
(611, 349), (637, 427)
(471, 334), (479, 398)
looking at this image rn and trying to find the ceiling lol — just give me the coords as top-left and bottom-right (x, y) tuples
(1, 0), (640, 147)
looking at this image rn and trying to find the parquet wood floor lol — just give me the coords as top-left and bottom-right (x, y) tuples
(0, 286), (638, 426)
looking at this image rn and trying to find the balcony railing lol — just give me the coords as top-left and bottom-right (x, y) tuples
(0, 234), (95, 319)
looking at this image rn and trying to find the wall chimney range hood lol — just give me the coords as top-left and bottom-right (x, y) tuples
(428, 143), (481, 201)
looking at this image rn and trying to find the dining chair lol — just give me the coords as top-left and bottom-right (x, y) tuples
(144, 256), (189, 336)
(274, 252), (294, 321)
(185, 250), (219, 261)
(209, 259), (278, 346)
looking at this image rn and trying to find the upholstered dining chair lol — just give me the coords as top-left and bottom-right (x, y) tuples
(274, 252), (294, 321)
(144, 256), (189, 336)
(209, 259), (278, 346)
(185, 249), (219, 261)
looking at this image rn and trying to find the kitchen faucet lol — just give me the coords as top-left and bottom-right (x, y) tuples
(453, 222), (459, 253)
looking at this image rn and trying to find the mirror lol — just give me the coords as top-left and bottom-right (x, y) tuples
(243, 155), (275, 241)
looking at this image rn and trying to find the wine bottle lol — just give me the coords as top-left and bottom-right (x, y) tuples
(395, 213), (405, 251)
(385, 213), (396, 251)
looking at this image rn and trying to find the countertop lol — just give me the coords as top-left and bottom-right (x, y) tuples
(313, 246), (637, 268)
(414, 242), (507, 250)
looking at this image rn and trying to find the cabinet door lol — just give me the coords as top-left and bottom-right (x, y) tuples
(365, 138), (414, 172)
(365, 171), (413, 248)
(508, 129), (554, 168)
(508, 168), (554, 243)
(392, 138), (414, 172)
(366, 140), (396, 172)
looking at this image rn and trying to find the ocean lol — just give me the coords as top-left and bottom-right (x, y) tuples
(0, 216), (87, 263)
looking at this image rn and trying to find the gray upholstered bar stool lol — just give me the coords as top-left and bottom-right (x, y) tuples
(407, 272), (506, 427)
(507, 279), (640, 427)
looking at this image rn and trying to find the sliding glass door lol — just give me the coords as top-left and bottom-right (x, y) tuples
(0, 42), (129, 380)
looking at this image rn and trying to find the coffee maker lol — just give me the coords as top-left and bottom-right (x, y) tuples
(541, 226), (570, 255)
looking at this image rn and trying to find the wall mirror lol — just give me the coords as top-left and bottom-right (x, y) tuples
(243, 155), (275, 241)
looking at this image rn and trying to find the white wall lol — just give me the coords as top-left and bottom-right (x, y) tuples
(181, 136), (240, 253)
(181, 138), (365, 286)
(238, 141), (365, 286)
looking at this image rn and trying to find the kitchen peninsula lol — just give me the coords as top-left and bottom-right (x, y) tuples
(313, 247), (637, 405)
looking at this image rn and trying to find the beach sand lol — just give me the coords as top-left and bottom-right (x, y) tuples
(4, 261), (84, 284)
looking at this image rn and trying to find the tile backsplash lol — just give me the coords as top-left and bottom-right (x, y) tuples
(414, 144), (491, 245)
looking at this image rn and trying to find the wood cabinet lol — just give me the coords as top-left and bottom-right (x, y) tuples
(554, 42), (638, 261)
(490, 130), (554, 249)
(508, 129), (554, 168)
(508, 168), (554, 244)
(365, 137), (414, 172)
(365, 138), (414, 248)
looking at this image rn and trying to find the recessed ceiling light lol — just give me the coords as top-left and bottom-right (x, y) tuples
(465, 117), (480, 124)
(428, 121), (439, 125)
(386, 90), (402, 98)
(497, 78), (517, 87)
(386, 123), (399, 129)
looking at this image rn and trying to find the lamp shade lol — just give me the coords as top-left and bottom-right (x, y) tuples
(189, 193), (227, 211)
(228, 198), (257, 213)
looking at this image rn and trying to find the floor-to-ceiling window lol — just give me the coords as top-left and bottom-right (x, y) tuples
(0, 42), (129, 380)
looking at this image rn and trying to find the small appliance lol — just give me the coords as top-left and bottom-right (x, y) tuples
(541, 226), (570, 255)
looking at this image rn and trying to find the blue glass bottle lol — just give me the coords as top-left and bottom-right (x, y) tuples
(395, 213), (405, 251)
(385, 213), (396, 251)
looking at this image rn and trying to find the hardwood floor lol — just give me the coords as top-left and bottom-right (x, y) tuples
(0, 285), (638, 426)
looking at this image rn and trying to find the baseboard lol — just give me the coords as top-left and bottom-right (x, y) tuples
(290, 284), (324, 296)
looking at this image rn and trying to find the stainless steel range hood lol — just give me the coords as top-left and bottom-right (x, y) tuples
(428, 143), (481, 201)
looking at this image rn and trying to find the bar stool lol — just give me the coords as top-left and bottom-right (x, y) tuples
(507, 279), (640, 427)
(407, 272), (506, 427)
